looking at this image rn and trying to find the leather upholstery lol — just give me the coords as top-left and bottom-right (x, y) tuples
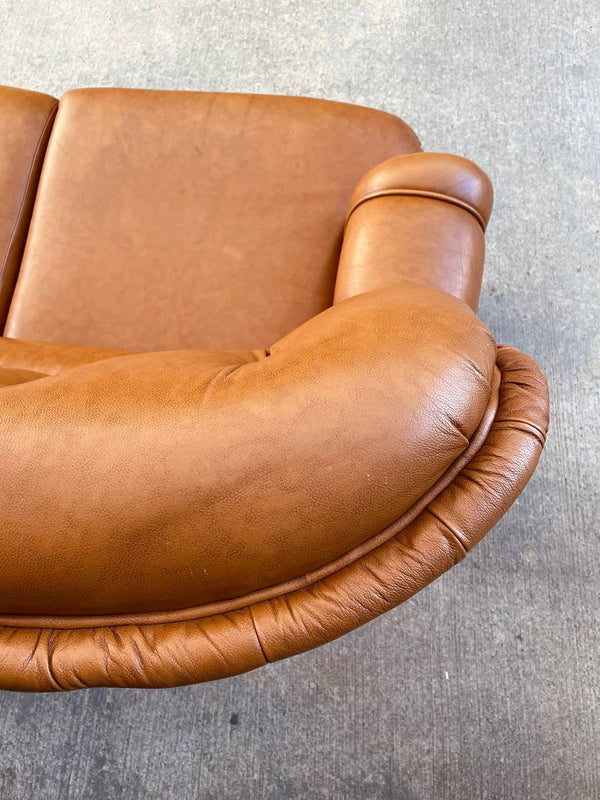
(0, 336), (130, 375)
(335, 153), (491, 310)
(0, 87), (549, 691)
(0, 284), (495, 616)
(5, 89), (420, 351)
(0, 86), (57, 329)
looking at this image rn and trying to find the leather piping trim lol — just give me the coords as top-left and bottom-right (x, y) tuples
(345, 189), (487, 232)
(0, 101), (59, 331)
(493, 417), (547, 447)
(0, 365), (501, 630)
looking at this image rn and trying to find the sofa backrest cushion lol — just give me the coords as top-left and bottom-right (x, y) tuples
(5, 89), (419, 351)
(0, 86), (57, 330)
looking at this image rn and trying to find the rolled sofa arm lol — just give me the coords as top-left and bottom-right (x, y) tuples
(335, 152), (493, 311)
(0, 283), (495, 617)
(0, 281), (539, 690)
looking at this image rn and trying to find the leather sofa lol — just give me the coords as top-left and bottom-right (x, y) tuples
(0, 85), (549, 691)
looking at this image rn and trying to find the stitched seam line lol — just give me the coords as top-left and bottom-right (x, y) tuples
(345, 189), (486, 231)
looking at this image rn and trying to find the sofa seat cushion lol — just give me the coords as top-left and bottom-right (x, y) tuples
(0, 284), (498, 619)
(0, 366), (47, 387)
(0, 337), (132, 387)
(0, 336), (130, 375)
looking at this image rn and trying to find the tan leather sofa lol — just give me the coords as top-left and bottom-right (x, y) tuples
(0, 85), (549, 692)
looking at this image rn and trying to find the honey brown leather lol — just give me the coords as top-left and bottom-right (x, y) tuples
(0, 336), (131, 375)
(0, 86), (57, 329)
(5, 89), (421, 351)
(0, 346), (547, 692)
(0, 284), (495, 616)
(0, 87), (549, 692)
(0, 366), (45, 387)
(335, 153), (492, 310)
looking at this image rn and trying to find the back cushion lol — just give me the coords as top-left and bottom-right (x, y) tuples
(0, 86), (57, 329)
(5, 89), (420, 351)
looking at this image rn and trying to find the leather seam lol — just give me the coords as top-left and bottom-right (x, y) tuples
(493, 417), (547, 446)
(345, 189), (487, 232)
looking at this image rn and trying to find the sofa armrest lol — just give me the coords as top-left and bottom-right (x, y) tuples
(335, 152), (493, 311)
(0, 283), (496, 619)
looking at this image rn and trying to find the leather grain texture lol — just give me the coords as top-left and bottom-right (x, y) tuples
(4, 89), (421, 351)
(0, 336), (130, 374)
(0, 85), (57, 330)
(0, 345), (548, 691)
(0, 284), (495, 617)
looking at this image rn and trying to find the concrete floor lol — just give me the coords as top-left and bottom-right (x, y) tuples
(1, 1), (599, 798)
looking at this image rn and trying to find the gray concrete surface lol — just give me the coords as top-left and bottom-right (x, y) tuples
(1, 1), (599, 798)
